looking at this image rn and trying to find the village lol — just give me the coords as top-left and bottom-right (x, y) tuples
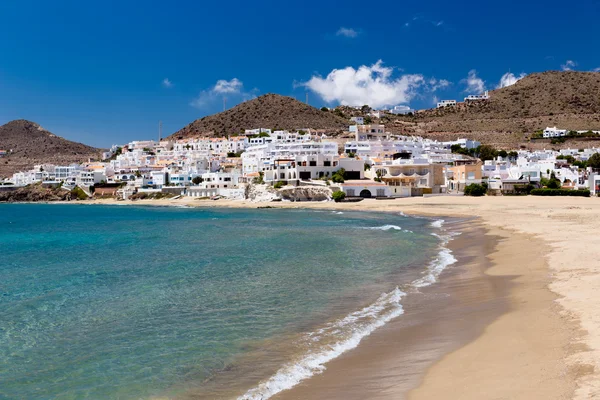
(3, 118), (600, 201)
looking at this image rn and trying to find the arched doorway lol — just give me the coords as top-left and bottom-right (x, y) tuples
(359, 189), (372, 198)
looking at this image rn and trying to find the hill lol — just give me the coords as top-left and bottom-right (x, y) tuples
(386, 71), (600, 148)
(169, 94), (349, 139)
(0, 120), (101, 178)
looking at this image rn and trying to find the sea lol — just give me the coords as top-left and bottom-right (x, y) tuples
(0, 204), (456, 399)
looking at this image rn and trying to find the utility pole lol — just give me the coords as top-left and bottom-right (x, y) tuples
(305, 91), (308, 104)
(158, 121), (162, 141)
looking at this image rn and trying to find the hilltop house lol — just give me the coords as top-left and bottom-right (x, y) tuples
(437, 100), (457, 108)
(464, 91), (489, 102)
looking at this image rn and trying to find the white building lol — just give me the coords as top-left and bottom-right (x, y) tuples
(543, 127), (568, 138)
(437, 100), (457, 108)
(464, 91), (489, 102)
(350, 116), (364, 125)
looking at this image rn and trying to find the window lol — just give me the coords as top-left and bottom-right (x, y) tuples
(347, 189), (355, 196)
(376, 189), (386, 197)
(324, 161), (331, 167)
(467, 172), (475, 180)
(309, 161), (317, 167)
(280, 173), (285, 179)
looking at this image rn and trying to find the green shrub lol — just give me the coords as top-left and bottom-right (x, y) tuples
(464, 183), (486, 196)
(530, 189), (590, 197)
(332, 190), (346, 202)
(273, 181), (284, 189)
(331, 168), (346, 183)
(70, 186), (89, 200)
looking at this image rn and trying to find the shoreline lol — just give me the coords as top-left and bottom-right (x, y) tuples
(5, 196), (599, 398)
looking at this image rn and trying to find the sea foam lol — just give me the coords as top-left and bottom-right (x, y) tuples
(238, 288), (406, 400)
(364, 224), (402, 231)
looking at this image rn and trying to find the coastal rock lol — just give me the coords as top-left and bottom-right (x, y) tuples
(279, 186), (332, 202)
(0, 184), (71, 202)
(244, 183), (281, 202)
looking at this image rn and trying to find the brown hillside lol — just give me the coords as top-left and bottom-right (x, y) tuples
(169, 94), (349, 139)
(388, 71), (600, 148)
(0, 120), (101, 178)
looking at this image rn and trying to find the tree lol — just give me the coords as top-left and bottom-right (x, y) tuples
(348, 152), (356, 158)
(332, 190), (346, 202)
(478, 145), (497, 161)
(588, 153), (600, 170)
(273, 181), (284, 189)
(497, 150), (508, 158)
(364, 163), (371, 171)
(508, 151), (518, 159)
(192, 176), (203, 185)
(320, 107), (328, 112)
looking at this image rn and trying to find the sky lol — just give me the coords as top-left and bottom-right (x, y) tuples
(1, 0), (599, 147)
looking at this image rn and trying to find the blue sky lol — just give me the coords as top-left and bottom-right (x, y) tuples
(1, 0), (599, 147)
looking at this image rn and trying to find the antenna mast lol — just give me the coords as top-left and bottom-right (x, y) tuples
(305, 91), (308, 104)
(158, 121), (162, 141)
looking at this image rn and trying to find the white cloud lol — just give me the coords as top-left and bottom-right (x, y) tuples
(496, 72), (526, 89)
(162, 78), (173, 88)
(561, 60), (577, 71)
(213, 78), (243, 94)
(428, 78), (451, 91)
(592, 67), (600, 72)
(301, 60), (426, 109)
(435, 21), (444, 26)
(336, 27), (359, 38)
(191, 78), (255, 109)
(463, 69), (485, 93)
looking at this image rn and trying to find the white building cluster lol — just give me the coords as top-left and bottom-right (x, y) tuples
(5, 122), (600, 200)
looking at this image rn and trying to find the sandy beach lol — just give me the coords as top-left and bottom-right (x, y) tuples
(78, 195), (600, 399)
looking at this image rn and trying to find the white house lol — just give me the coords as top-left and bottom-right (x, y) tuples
(464, 91), (489, 102)
(339, 180), (391, 198)
(543, 127), (568, 138)
(437, 100), (457, 108)
(351, 116), (364, 125)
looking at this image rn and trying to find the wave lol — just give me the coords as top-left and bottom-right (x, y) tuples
(430, 219), (444, 228)
(364, 224), (402, 231)
(413, 221), (458, 288)
(411, 246), (457, 288)
(238, 288), (406, 400)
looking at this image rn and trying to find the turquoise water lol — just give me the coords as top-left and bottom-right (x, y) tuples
(0, 204), (443, 399)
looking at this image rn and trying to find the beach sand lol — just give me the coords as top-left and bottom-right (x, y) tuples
(80, 196), (600, 398)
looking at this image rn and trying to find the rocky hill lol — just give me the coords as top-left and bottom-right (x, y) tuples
(169, 94), (349, 139)
(388, 71), (600, 148)
(0, 120), (101, 178)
